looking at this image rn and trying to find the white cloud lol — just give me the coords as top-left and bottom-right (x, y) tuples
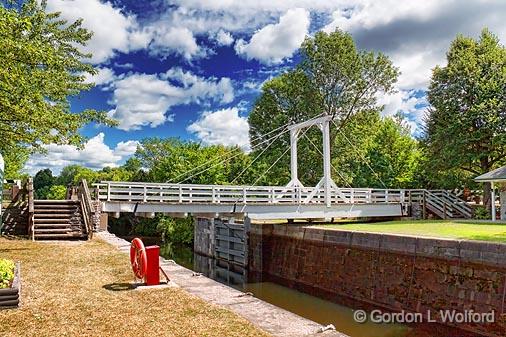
(322, 0), (506, 90)
(46, 0), (142, 64)
(235, 8), (310, 64)
(214, 29), (235, 46)
(108, 69), (235, 131)
(83, 67), (116, 86)
(378, 89), (428, 135)
(187, 107), (250, 151)
(149, 26), (203, 60)
(25, 133), (139, 175)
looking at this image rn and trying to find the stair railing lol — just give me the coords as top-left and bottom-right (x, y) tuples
(77, 179), (94, 240)
(27, 178), (34, 241)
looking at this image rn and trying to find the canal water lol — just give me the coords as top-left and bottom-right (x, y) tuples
(159, 242), (411, 337)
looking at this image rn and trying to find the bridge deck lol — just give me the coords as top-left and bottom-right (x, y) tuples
(95, 182), (430, 219)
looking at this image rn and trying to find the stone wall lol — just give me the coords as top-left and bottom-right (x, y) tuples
(249, 224), (506, 337)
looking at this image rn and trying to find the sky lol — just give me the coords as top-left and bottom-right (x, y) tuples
(25, 0), (506, 175)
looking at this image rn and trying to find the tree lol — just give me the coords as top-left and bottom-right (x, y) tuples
(57, 165), (98, 186)
(425, 29), (506, 209)
(135, 138), (251, 184)
(332, 111), (422, 188)
(45, 185), (66, 200)
(1, 145), (29, 178)
(249, 29), (399, 186)
(0, 0), (115, 157)
(33, 168), (54, 190)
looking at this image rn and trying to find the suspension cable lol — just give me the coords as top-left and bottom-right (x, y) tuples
(168, 122), (289, 183)
(177, 127), (290, 184)
(230, 130), (288, 184)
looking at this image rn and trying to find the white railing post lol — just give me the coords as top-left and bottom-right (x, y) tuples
(107, 182), (111, 201)
(159, 185), (163, 202)
(271, 188), (275, 203)
(350, 189), (354, 204)
(179, 185), (183, 203)
(212, 186), (216, 203)
(243, 187), (247, 204)
(385, 190), (389, 203)
(143, 185), (147, 202)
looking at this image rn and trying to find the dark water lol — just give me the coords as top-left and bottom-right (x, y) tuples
(159, 242), (411, 337)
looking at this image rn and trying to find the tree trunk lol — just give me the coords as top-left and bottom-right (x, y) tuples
(480, 157), (492, 212)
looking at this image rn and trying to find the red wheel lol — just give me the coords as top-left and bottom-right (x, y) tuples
(130, 238), (147, 280)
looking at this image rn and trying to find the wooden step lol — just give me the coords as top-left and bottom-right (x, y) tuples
(35, 209), (75, 215)
(33, 218), (72, 224)
(34, 213), (75, 218)
(34, 200), (79, 204)
(34, 204), (79, 210)
(34, 228), (72, 234)
(34, 233), (85, 239)
(33, 223), (72, 228)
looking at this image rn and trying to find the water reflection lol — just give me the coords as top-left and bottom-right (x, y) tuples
(160, 243), (410, 337)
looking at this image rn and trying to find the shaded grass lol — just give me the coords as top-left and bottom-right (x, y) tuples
(316, 220), (506, 243)
(0, 238), (270, 337)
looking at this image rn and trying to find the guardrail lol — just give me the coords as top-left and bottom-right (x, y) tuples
(94, 181), (410, 205)
(94, 182), (473, 219)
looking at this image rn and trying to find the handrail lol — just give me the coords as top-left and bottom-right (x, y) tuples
(27, 178), (34, 241)
(77, 179), (94, 240)
(93, 182), (473, 219)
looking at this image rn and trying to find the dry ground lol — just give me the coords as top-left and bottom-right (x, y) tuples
(0, 237), (270, 337)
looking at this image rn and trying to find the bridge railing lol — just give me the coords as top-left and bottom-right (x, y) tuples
(94, 181), (410, 205)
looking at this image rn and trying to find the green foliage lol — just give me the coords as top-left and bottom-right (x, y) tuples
(0, 258), (15, 289)
(45, 185), (66, 200)
(0, 0), (116, 157)
(2, 145), (29, 178)
(127, 215), (194, 245)
(57, 165), (98, 185)
(473, 206), (490, 220)
(332, 112), (422, 188)
(157, 217), (194, 245)
(34, 168), (54, 191)
(425, 29), (506, 204)
(135, 138), (250, 184)
(249, 29), (399, 186)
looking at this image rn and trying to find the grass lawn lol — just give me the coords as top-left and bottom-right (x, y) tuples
(316, 220), (506, 243)
(0, 238), (269, 337)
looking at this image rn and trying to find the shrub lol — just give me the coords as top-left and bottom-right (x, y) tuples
(0, 259), (15, 288)
(474, 206), (490, 220)
(157, 216), (194, 245)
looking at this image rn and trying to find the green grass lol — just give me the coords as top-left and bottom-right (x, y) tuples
(316, 220), (506, 243)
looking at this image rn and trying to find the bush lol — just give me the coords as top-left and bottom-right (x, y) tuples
(0, 259), (15, 288)
(157, 216), (194, 245)
(474, 206), (490, 220)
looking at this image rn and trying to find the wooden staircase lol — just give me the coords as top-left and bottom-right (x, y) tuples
(32, 200), (87, 239)
(424, 190), (473, 219)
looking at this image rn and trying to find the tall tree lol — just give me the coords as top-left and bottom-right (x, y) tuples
(0, 0), (115, 157)
(425, 29), (506, 209)
(249, 29), (399, 186)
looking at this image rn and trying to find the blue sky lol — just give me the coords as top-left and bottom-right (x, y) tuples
(25, 0), (506, 174)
